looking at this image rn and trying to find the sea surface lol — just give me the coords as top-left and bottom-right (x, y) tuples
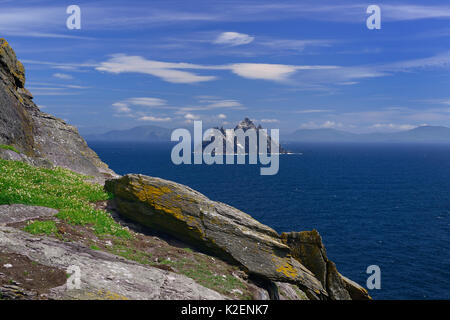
(89, 141), (450, 300)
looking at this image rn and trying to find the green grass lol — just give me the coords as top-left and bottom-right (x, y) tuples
(24, 220), (57, 236)
(0, 144), (20, 154)
(0, 159), (130, 238)
(177, 259), (247, 295)
(110, 244), (152, 265)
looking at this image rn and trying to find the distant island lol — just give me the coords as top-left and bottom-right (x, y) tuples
(201, 117), (289, 154)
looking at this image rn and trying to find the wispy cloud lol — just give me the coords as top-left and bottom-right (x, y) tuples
(259, 118), (280, 123)
(125, 97), (168, 107)
(52, 73), (73, 80)
(3, 2), (450, 42)
(179, 99), (245, 112)
(295, 109), (332, 114)
(213, 32), (254, 46)
(384, 51), (450, 70)
(370, 123), (416, 131)
(299, 121), (344, 129)
(96, 54), (337, 83)
(382, 4), (450, 21)
(111, 97), (171, 118)
(96, 55), (217, 83)
(138, 116), (172, 122)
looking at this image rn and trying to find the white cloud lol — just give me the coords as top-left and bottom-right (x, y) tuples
(96, 55), (216, 84)
(258, 38), (333, 51)
(295, 109), (332, 114)
(112, 97), (170, 118)
(179, 99), (245, 112)
(218, 114), (227, 119)
(52, 73), (73, 80)
(184, 113), (200, 120)
(228, 63), (298, 81)
(112, 103), (131, 113)
(214, 32), (254, 46)
(138, 116), (172, 122)
(383, 5), (450, 21)
(96, 55), (337, 83)
(370, 123), (416, 131)
(300, 121), (343, 129)
(126, 97), (167, 107)
(385, 51), (450, 70)
(205, 100), (242, 108)
(260, 119), (280, 123)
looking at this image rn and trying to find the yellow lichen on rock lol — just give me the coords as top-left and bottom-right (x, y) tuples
(275, 263), (298, 279)
(135, 184), (172, 202)
(272, 255), (299, 279)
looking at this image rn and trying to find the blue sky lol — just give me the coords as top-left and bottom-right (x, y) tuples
(2, 0), (450, 135)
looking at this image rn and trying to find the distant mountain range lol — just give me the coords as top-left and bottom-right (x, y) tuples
(284, 126), (450, 143)
(85, 124), (450, 144)
(85, 125), (172, 142)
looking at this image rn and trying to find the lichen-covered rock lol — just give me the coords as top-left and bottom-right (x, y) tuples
(0, 38), (115, 181)
(105, 174), (327, 299)
(340, 274), (371, 300)
(281, 230), (371, 300)
(281, 230), (328, 287)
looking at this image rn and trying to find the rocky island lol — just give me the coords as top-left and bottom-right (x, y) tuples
(0, 38), (369, 300)
(202, 117), (289, 155)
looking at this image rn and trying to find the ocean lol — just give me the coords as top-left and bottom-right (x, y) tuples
(89, 141), (450, 300)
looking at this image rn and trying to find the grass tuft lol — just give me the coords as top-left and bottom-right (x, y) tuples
(0, 144), (20, 154)
(24, 220), (57, 235)
(0, 159), (130, 238)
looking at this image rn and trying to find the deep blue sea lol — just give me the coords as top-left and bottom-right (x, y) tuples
(89, 141), (450, 300)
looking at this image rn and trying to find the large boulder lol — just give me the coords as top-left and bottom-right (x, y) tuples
(105, 174), (327, 299)
(281, 231), (371, 300)
(0, 38), (115, 180)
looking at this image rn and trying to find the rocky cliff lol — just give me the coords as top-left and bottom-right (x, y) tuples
(0, 38), (115, 180)
(105, 174), (370, 300)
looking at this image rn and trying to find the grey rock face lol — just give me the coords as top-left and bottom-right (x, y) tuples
(0, 204), (58, 225)
(0, 38), (115, 180)
(281, 230), (371, 300)
(0, 226), (227, 300)
(105, 174), (327, 299)
(276, 282), (309, 300)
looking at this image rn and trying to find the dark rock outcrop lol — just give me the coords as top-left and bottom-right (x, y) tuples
(0, 38), (115, 180)
(105, 174), (369, 300)
(281, 230), (371, 300)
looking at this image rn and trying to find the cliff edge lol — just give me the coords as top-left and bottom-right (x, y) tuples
(0, 38), (115, 180)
